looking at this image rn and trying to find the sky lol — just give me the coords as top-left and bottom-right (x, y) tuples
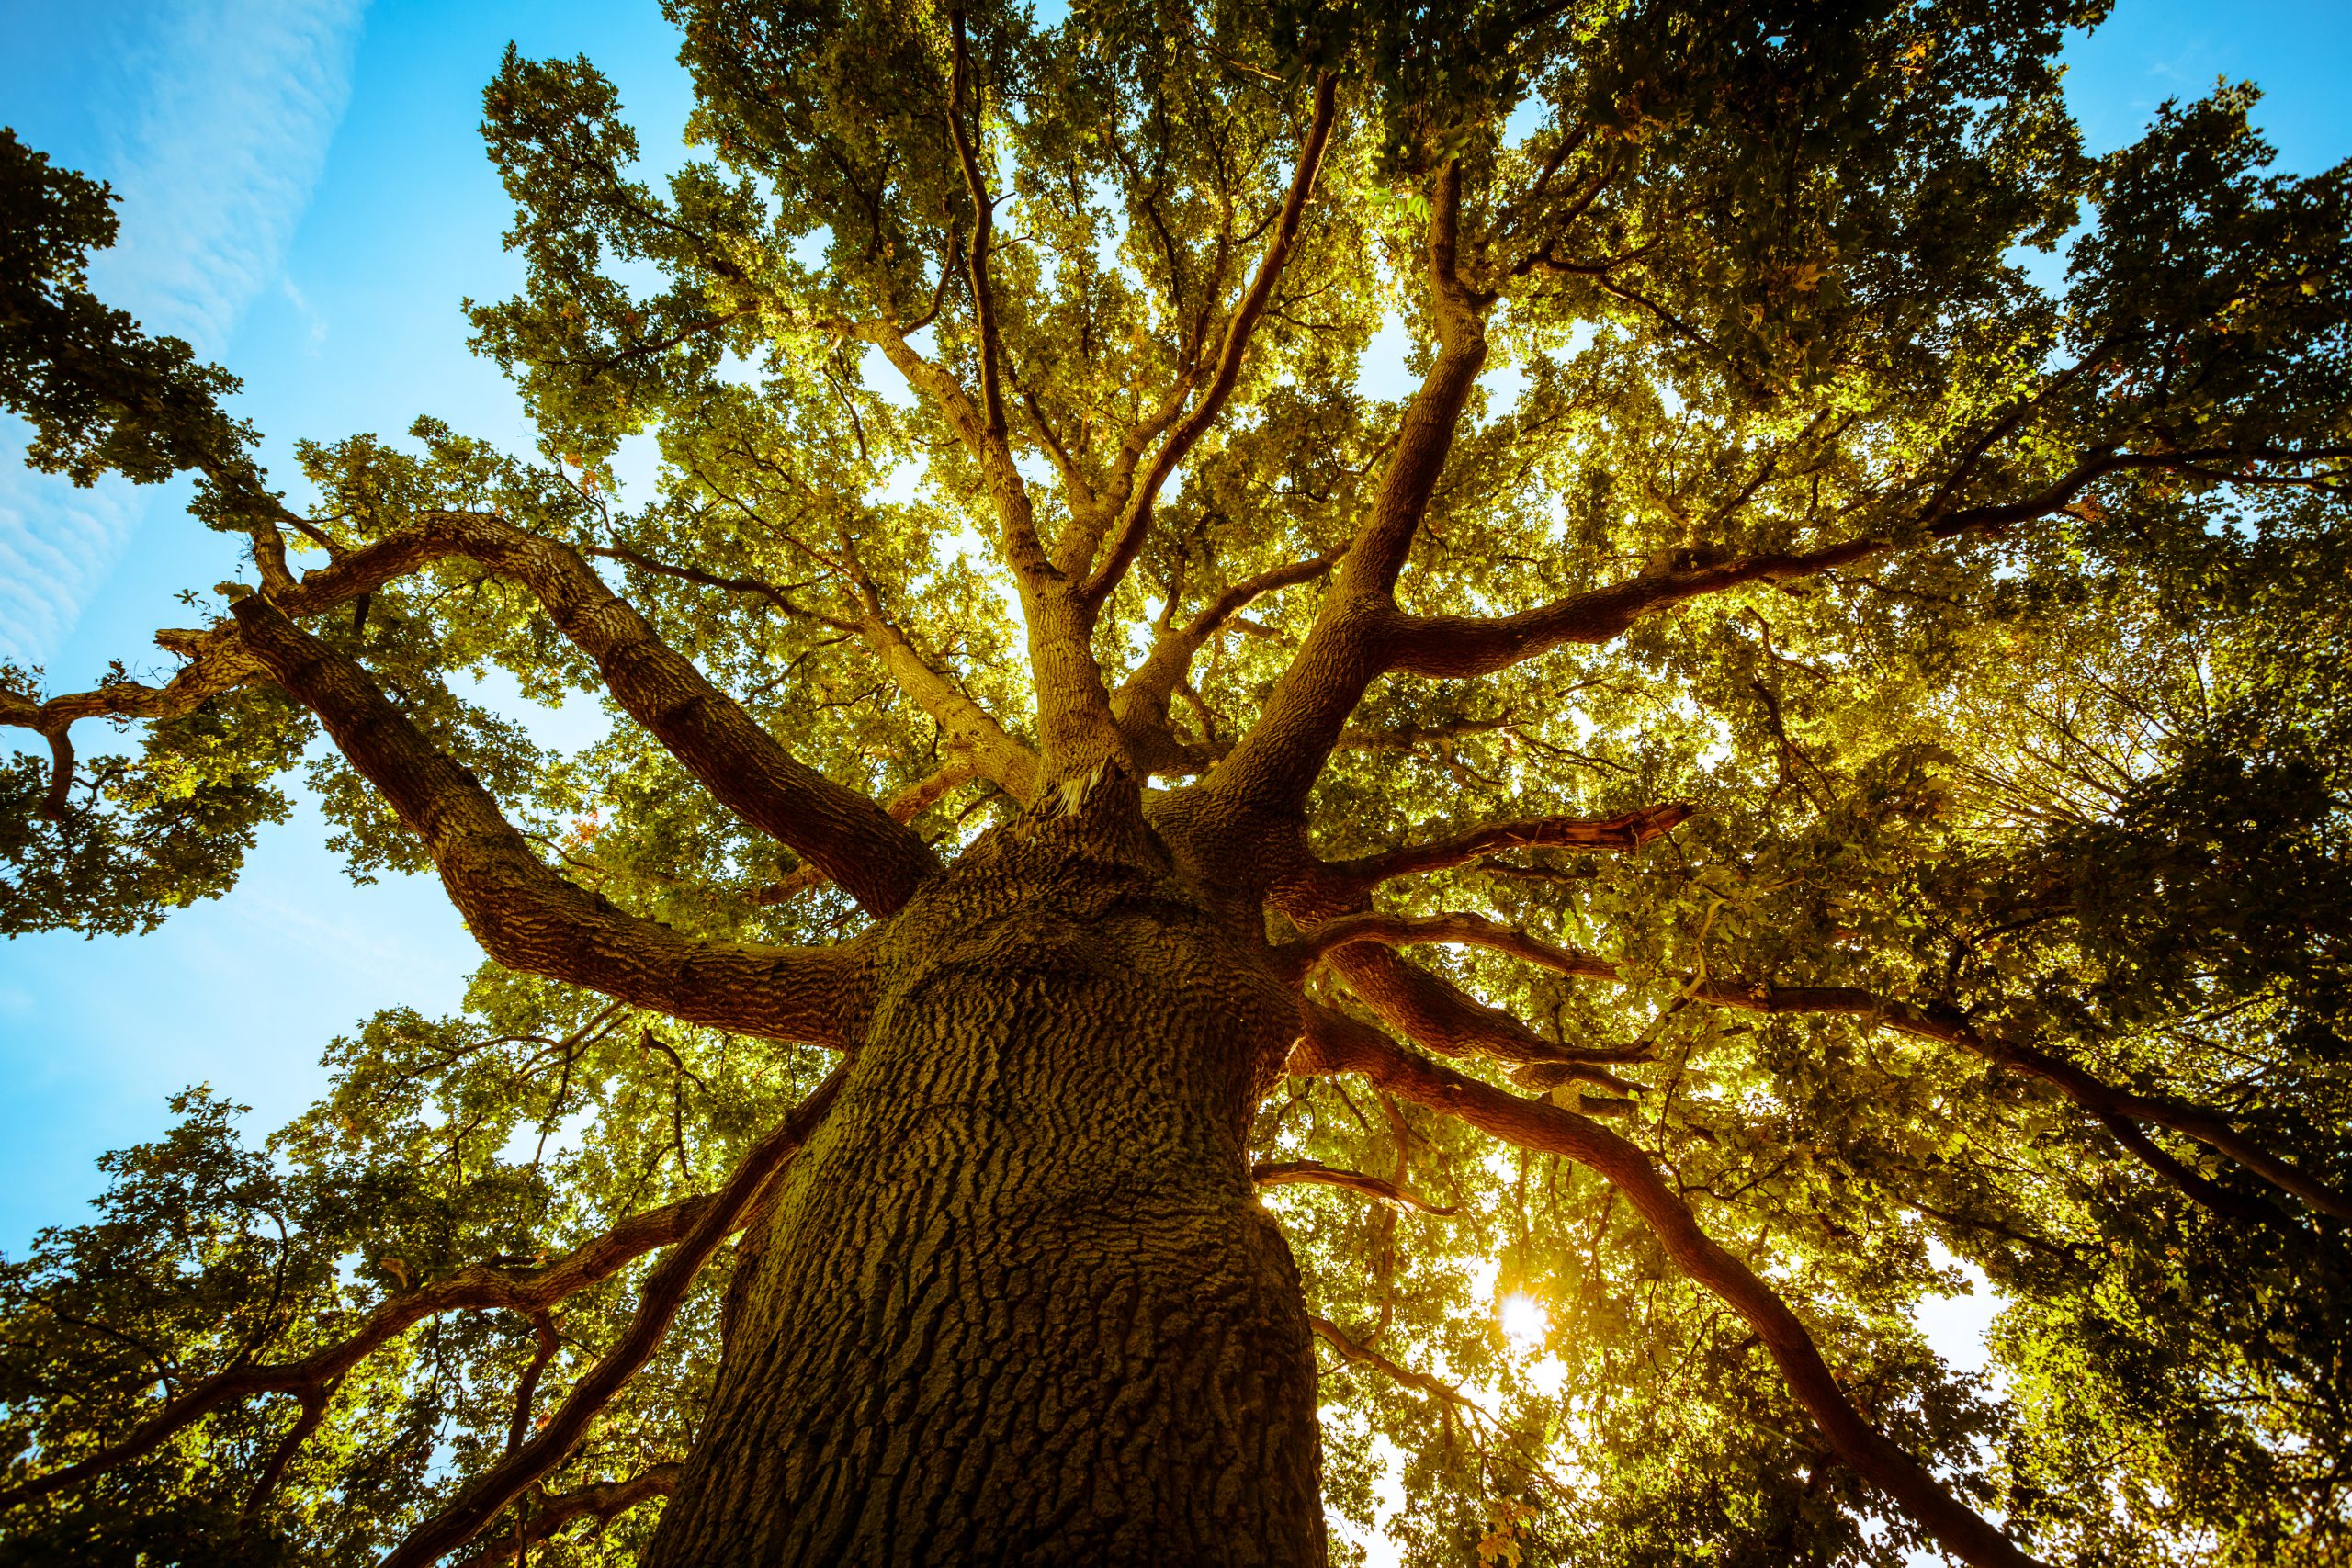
(0, 3), (2347, 1546)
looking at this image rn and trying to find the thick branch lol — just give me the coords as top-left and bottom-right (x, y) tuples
(240, 1380), (335, 1520)
(1200, 164), (1489, 819)
(230, 597), (870, 1043)
(34, 724), (73, 819)
(1253, 1159), (1457, 1215)
(1325, 942), (1641, 1085)
(1, 626), (272, 762)
(381, 1068), (845, 1568)
(413, 514), (936, 914)
(841, 315), (1126, 777)
(593, 539), (1040, 801)
(6, 511), (939, 916)
(842, 574), (1042, 800)
(1388, 449), (2346, 682)
(1296, 1007), (2046, 1568)
(849, 320), (1054, 586)
(751, 761), (979, 905)
(1691, 983), (2350, 1225)
(1194, 440), (2340, 829)
(1336, 161), (1487, 602)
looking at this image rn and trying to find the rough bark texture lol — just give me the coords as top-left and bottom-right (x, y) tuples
(646, 798), (1327, 1567)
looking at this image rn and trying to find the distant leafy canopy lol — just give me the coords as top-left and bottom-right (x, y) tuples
(1, 0), (2349, 1563)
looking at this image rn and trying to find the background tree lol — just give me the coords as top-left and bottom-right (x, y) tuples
(3, 0), (2348, 1564)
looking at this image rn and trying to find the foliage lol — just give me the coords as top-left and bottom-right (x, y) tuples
(2, 0), (2349, 1562)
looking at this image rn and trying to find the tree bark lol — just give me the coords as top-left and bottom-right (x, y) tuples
(647, 809), (1327, 1567)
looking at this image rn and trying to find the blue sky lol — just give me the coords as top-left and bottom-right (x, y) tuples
(1, 0), (2347, 1264)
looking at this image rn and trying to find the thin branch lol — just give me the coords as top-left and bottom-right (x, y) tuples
(1283, 909), (1617, 983)
(1328, 801), (1691, 889)
(1254, 1159), (1458, 1215)
(1689, 982), (2350, 1225)
(447, 1465), (683, 1568)
(585, 544), (855, 631)
(1334, 716), (1521, 754)
(1078, 73), (1340, 606)
(838, 562), (1042, 799)
(839, 317), (1054, 583)
(0, 1116), (831, 1517)
(1308, 1314), (1484, 1411)
(1, 627), (274, 765)
(1387, 447), (2351, 682)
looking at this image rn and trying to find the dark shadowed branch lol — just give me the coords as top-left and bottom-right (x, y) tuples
(1283, 909), (1618, 983)
(0, 1070), (841, 1517)
(240, 1378), (338, 1521)
(1329, 943), (1643, 1089)
(379, 1067), (844, 1568)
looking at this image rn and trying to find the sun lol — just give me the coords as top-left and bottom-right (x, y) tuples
(1498, 1292), (1551, 1358)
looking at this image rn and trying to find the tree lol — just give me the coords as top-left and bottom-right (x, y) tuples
(2, 0), (2348, 1562)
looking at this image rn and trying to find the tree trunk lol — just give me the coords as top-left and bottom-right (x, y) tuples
(646, 808), (1327, 1566)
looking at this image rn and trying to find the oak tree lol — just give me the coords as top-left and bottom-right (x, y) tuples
(3, 1), (2349, 1564)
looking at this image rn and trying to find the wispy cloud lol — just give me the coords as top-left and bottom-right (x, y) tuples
(0, 471), (141, 673)
(90, 0), (370, 355)
(0, 0), (368, 671)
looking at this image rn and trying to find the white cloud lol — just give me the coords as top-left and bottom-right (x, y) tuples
(0, 0), (368, 671)
(0, 453), (141, 671)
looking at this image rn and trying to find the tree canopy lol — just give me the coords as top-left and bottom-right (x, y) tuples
(3, 0), (2349, 1564)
